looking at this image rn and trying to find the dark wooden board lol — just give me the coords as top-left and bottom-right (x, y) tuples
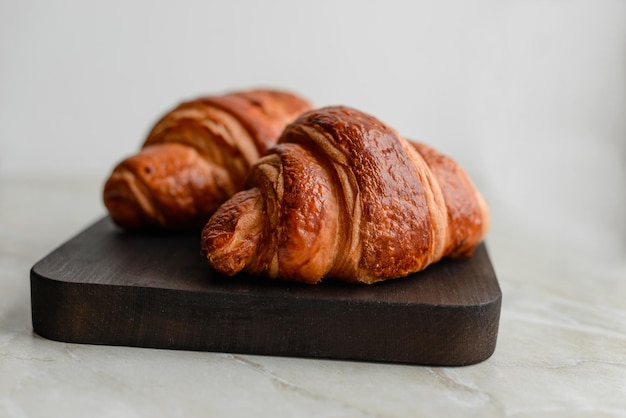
(31, 217), (501, 366)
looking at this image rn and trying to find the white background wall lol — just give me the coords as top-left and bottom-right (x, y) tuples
(1, 0), (624, 261)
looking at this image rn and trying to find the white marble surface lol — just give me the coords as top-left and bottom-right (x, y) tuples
(1, 175), (625, 418)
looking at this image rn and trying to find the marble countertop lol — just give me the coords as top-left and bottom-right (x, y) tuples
(1, 175), (625, 417)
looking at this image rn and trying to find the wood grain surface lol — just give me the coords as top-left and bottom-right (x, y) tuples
(31, 217), (502, 366)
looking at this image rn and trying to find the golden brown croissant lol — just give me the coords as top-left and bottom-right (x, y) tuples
(201, 106), (489, 284)
(103, 89), (312, 230)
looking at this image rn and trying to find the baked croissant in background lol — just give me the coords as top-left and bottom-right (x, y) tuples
(201, 106), (489, 284)
(103, 89), (312, 230)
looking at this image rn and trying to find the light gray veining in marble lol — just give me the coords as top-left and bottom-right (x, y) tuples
(1, 176), (625, 418)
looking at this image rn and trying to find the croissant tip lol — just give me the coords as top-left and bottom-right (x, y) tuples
(203, 252), (246, 277)
(103, 171), (153, 230)
(103, 190), (144, 230)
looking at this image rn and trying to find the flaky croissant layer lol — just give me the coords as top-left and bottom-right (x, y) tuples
(201, 106), (489, 284)
(103, 89), (312, 230)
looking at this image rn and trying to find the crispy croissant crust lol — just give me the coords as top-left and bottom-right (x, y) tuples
(201, 106), (489, 284)
(103, 89), (312, 230)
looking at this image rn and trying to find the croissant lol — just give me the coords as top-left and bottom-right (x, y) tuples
(201, 106), (489, 284)
(103, 89), (312, 230)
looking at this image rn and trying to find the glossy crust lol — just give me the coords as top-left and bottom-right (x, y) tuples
(103, 89), (312, 230)
(201, 106), (489, 284)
